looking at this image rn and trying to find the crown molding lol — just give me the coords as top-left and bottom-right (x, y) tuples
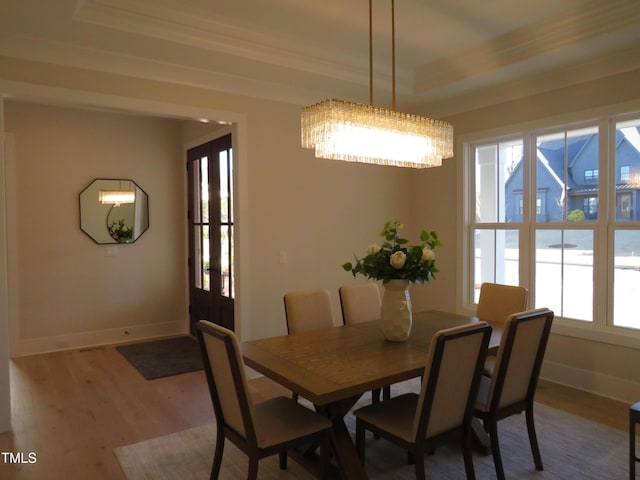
(415, 42), (640, 119)
(72, 0), (368, 86)
(0, 32), (330, 106)
(414, 0), (640, 95)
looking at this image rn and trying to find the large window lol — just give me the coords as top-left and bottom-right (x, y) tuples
(465, 115), (640, 333)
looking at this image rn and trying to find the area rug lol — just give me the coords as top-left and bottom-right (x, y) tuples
(116, 336), (203, 380)
(114, 396), (628, 479)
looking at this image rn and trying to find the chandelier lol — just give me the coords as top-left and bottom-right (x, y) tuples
(301, 0), (453, 168)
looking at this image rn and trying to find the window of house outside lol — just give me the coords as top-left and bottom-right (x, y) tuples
(465, 114), (640, 336)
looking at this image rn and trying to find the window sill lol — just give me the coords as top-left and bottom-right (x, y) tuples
(551, 319), (640, 350)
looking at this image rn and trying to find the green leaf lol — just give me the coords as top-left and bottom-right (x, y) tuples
(342, 262), (353, 271)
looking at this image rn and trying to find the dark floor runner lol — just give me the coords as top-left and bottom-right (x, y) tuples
(116, 336), (203, 380)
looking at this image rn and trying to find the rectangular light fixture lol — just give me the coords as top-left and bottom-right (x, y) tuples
(301, 1), (454, 169)
(301, 99), (453, 168)
(98, 190), (135, 205)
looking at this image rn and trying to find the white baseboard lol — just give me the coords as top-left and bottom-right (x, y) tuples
(10, 321), (189, 357)
(541, 359), (640, 404)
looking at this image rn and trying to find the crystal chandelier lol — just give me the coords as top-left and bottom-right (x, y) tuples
(301, 0), (453, 168)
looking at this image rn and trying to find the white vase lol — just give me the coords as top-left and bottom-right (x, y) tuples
(380, 279), (412, 342)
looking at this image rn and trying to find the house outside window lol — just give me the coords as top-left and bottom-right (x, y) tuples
(464, 115), (640, 335)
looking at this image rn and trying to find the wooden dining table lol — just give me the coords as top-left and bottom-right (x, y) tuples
(241, 310), (502, 480)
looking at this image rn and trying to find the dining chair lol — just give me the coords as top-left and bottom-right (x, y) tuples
(354, 321), (492, 480)
(339, 283), (381, 326)
(476, 282), (528, 325)
(339, 283), (390, 403)
(284, 289), (334, 334)
(473, 308), (554, 480)
(196, 320), (332, 480)
(477, 282), (528, 372)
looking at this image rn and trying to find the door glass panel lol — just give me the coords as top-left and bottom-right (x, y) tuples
(202, 225), (210, 292)
(220, 151), (229, 223)
(200, 157), (209, 223)
(219, 147), (234, 299)
(535, 229), (593, 321)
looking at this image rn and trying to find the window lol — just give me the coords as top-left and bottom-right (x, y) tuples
(465, 115), (640, 335)
(620, 165), (630, 182)
(471, 140), (522, 301)
(582, 197), (598, 217)
(584, 169), (598, 182)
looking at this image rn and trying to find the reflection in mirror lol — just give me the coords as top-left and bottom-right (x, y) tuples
(80, 179), (149, 244)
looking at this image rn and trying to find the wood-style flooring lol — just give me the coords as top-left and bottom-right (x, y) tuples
(0, 342), (631, 480)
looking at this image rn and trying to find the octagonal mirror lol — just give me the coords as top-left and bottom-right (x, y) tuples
(79, 178), (149, 244)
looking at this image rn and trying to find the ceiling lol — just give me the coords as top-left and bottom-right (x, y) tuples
(1, 0), (640, 117)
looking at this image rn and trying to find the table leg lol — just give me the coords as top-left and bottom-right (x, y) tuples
(320, 396), (369, 480)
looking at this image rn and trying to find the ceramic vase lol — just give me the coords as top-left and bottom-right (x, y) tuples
(380, 279), (412, 341)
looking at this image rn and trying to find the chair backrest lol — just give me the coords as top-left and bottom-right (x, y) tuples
(486, 308), (554, 410)
(476, 282), (528, 324)
(413, 322), (492, 440)
(196, 320), (257, 444)
(339, 283), (381, 325)
(284, 289), (334, 334)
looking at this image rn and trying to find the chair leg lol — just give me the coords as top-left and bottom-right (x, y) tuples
(383, 385), (391, 401)
(210, 434), (225, 480)
(525, 405), (544, 471)
(371, 388), (381, 404)
(414, 448), (426, 480)
(488, 420), (506, 480)
(247, 457), (259, 480)
(319, 431), (330, 480)
(462, 429), (477, 480)
(355, 420), (366, 463)
(631, 414), (636, 480)
(278, 451), (287, 470)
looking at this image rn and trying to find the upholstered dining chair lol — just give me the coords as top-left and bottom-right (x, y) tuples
(284, 289), (334, 334)
(477, 282), (528, 372)
(476, 282), (528, 325)
(196, 320), (332, 480)
(283, 289), (335, 403)
(354, 322), (492, 480)
(473, 308), (554, 480)
(339, 283), (381, 326)
(339, 283), (389, 404)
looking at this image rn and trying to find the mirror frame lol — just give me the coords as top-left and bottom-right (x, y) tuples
(79, 178), (149, 245)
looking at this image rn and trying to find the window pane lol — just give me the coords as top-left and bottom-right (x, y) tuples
(615, 119), (640, 221)
(473, 229), (520, 302)
(536, 127), (599, 223)
(475, 141), (523, 223)
(219, 150), (229, 223)
(200, 157), (209, 223)
(613, 230), (640, 329)
(220, 225), (230, 297)
(535, 229), (593, 321)
(202, 225), (210, 292)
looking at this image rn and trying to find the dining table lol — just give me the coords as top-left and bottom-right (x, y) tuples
(241, 309), (502, 480)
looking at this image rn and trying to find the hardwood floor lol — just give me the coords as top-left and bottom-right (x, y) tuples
(0, 343), (631, 480)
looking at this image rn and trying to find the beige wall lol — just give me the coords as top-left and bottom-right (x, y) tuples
(4, 101), (188, 353)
